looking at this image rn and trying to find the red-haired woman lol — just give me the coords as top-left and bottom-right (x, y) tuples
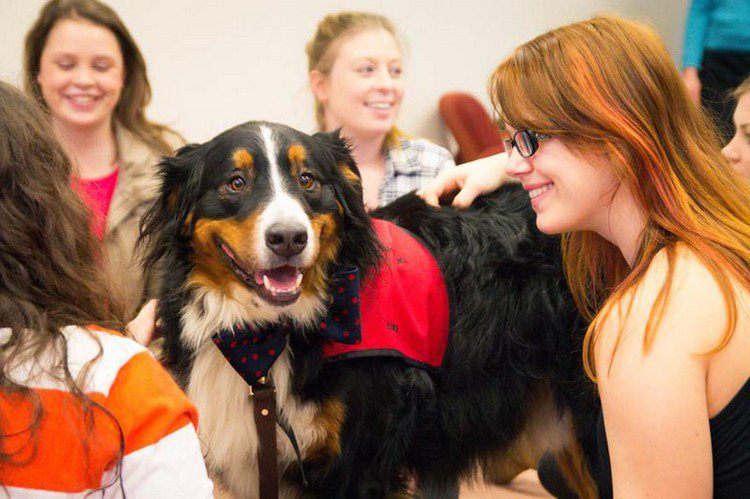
(422, 16), (750, 498)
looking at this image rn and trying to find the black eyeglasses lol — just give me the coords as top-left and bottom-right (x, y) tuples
(502, 130), (551, 158)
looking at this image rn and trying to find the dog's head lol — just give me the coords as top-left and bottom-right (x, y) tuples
(142, 121), (381, 332)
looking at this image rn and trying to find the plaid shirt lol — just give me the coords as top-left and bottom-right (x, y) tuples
(379, 137), (455, 206)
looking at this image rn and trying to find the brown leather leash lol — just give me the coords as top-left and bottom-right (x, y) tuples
(251, 377), (279, 499)
(213, 320), (309, 499)
(250, 376), (308, 499)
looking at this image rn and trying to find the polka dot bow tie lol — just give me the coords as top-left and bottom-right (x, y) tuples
(212, 266), (363, 386)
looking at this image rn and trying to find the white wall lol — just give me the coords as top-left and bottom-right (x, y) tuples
(0, 0), (688, 147)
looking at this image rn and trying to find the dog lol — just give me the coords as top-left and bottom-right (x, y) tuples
(141, 121), (599, 498)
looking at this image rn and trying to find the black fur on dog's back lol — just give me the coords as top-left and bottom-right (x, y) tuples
(373, 187), (598, 486)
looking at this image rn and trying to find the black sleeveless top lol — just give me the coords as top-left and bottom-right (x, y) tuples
(597, 377), (750, 498)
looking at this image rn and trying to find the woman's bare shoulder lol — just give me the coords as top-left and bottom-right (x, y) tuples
(597, 246), (730, 370)
(594, 248), (716, 498)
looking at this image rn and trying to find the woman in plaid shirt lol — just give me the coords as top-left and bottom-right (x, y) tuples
(307, 11), (455, 211)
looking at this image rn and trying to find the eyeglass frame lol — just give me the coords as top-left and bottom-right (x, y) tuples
(502, 129), (551, 158)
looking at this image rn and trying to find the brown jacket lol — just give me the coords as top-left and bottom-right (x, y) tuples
(103, 125), (183, 318)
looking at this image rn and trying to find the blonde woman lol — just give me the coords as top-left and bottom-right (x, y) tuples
(307, 11), (454, 211)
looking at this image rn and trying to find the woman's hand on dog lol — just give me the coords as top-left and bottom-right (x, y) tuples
(127, 299), (159, 346)
(418, 152), (512, 208)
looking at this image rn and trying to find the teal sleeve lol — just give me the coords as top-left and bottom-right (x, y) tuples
(682, 0), (713, 69)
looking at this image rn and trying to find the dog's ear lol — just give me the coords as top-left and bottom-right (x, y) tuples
(311, 130), (383, 271)
(311, 129), (364, 215)
(312, 128), (362, 183)
(161, 143), (204, 223)
(139, 142), (205, 268)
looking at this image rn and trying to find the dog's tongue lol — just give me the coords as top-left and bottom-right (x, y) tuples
(257, 266), (301, 292)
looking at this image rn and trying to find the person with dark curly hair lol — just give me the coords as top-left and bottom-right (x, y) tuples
(0, 80), (212, 497)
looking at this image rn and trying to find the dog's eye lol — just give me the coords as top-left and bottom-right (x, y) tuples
(299, 172), (318, 191)
(227, 176), (247, 193)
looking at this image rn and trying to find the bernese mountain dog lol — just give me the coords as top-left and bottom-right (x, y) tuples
(141, 121), (599, 498)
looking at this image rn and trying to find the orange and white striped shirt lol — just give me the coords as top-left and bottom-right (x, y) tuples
(0, 326), (213, 497)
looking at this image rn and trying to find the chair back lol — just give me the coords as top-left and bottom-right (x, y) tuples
(439, 92), (507, 164)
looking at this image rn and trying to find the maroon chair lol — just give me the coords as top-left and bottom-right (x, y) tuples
(439, 92), (507, 164)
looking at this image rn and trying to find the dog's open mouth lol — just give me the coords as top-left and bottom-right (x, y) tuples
(217, 239), (303, 305)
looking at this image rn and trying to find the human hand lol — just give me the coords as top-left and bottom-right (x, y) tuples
(681, 67), (701, 106)
(418, 152), (510, 208)
(127, 299), (158, 346)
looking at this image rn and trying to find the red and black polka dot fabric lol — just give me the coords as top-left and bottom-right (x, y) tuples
(320, 266), (364, 345)
(212, 268), (363, 386)
(212, 323), (289, 386)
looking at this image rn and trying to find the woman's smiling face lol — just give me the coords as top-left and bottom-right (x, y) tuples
(504, 127), (621, 236)
(36, 18), (125, 131)
(315, 28), (403, 139)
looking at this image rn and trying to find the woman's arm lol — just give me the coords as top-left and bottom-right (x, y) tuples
(595, 252), (723, 498)
(107, 345), (214, 497)
(418, 152), (511, 207)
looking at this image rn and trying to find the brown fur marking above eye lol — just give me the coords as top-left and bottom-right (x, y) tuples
(188, 214), (261, 293)
(337, 162), (360, 185)
(291, 161), (302, 184)
(304, 213), (340, 299)
(232, 148), (254, 169)
(305, 399), (346, 464)
(288, 144), (307, 164)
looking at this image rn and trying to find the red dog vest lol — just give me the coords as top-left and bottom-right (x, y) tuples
(322, 219), (449, 370)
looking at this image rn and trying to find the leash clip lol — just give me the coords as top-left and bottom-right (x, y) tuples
(248, 376), (269, 397)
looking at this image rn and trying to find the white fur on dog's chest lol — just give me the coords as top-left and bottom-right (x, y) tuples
(182, 286), (329, 498)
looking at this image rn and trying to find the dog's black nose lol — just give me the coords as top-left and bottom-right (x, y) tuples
(265, 223), (308, 257)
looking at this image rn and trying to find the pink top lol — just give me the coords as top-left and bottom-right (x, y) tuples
(71, 168), (119, 241)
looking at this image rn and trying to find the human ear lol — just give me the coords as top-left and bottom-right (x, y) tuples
(309, 69), (329, 103)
